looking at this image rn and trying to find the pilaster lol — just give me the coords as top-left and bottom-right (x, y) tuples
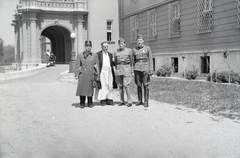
(21, 14), (28, 64)
(29, 12), (39, 63)
(77, 15), (84, 54)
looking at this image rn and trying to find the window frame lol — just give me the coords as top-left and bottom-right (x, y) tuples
(169, 1), (181, 38)
(237, 0), (240, 28)
(197, 0), (213, 34)
(130, 15), (138, 43)
(106, 20), (113, 42)
(148, 9), (157, 41)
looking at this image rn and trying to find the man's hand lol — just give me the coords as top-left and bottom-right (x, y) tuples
(131, 72), (134, 77)
(149, 70), (153, 76)
(75, 76), (78, 80)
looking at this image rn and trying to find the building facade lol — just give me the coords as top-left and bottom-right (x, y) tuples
(119, 0), (240, 75)
(12, 0), (119, 68)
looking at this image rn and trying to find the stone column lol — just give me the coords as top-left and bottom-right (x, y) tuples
(14, 23), (19, 62)
(29, 12), (38, 64)
(77, 19), (84, 55)
(19, 20), (23, 62)
(21, 14), (28, 64)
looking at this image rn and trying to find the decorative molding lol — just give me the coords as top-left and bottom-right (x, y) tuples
(54, 19), (59, 24)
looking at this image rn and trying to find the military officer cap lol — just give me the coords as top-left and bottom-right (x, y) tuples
(137, 34), (144, 40)
(118, 38), (125, 44)
(85, 40), (92, 46)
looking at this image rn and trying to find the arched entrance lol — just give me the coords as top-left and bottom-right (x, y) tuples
(41, 25), (72, 64)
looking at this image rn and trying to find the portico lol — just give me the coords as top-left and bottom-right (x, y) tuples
(12, 0), (87, 69)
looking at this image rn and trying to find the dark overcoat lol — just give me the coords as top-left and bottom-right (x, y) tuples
(75, 51), (98, 96)
(96, 50), (117, 89)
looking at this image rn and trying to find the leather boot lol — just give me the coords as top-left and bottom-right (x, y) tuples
(143, 86), (149, 107)
(136, 86), (143, 106)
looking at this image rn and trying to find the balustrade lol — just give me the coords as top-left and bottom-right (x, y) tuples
(18, 0), (87, 11)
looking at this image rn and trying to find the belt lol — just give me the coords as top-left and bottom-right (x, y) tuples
(135, 58), (148, 62)
(117, 61), (130, 65)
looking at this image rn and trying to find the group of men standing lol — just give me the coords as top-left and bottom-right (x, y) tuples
(74, 34), (153, 109)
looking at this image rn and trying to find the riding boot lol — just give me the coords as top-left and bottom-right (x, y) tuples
(143, 86), (149, 107)
(136, 86), (143, 106)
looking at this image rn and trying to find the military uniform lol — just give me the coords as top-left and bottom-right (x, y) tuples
(114, 40), (133, 106)
(75, 40), (99, 108)
(133, 34), (153, 107)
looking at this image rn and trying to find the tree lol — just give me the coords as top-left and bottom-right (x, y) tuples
(0, 38), (4, 61)
(2, 45), (15, 64)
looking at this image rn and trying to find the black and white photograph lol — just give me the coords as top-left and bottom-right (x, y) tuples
(0, 0), (240, 157)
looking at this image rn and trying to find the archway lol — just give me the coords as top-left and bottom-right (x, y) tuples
(41, 25), (71, 64)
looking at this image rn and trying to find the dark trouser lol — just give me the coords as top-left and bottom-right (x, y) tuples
(134, 70), (150, 106)
(80, 96), (92, 104)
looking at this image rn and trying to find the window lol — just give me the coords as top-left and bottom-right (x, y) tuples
(107, 21), (112, 41)
(197, 0), (213, 34)
(201, 56), (210, 73)
(237, 0), (240, 28)
(171, 57), (179, 73)
(169, 1), (181, 38)
(130, 15), (138, 43)
(148, 9), (157, 40)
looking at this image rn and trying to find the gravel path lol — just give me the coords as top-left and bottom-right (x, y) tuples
(0, 64), (240, 158)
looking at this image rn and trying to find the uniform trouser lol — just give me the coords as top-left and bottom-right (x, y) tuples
(134, 70), (150, 103)
(115, 75), (132, 103)
(80, 96), (92, 104)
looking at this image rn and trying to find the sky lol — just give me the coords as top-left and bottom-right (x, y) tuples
(0, 0), (19, 46)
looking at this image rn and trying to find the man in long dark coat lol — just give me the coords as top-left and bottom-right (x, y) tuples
(95, 41), (117, 106)
(75, 40), (99, 108)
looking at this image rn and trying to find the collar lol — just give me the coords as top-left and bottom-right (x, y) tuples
(119, 47), (125, 51)
(102, 50), (108, 54)
(83, 51), (92, 58)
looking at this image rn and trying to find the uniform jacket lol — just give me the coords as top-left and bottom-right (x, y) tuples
(96, 50), (117, 89)
(133, 45), (153, 72)
(114, 48), (133, 77)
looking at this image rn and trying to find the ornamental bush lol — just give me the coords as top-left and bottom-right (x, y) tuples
(183, 65), (199, 80)
(207, 71), (240, 84)
(156, 64), (172, 77)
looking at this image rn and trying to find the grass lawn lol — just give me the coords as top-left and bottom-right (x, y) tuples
(130, 76), (240, 119)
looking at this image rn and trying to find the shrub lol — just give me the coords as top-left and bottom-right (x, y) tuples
(183, 65), (199, 80)
(156, 64), (172, 77)
(207, 71), (240, 84)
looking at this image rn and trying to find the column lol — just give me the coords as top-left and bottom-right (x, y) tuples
(21, 15), (28, 64)
(14, 24), (19, 62)
(19, 20), (23, 62)
(77, 19), (84, 54)
(29, 12), (38, 63)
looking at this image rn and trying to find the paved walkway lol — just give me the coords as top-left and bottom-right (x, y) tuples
(0, 64), (240, 158)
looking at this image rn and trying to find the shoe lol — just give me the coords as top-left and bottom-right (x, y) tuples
(118, 102), (125, 106)
(136, 101), (143, 106)
(126, 103), (132, 107)
(106, 99), (113, 105)
(88, 102), (93, 108)
(80, 103), (85, 108)
(100, 100), (106, 106)
(143, 102), (148, 108)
